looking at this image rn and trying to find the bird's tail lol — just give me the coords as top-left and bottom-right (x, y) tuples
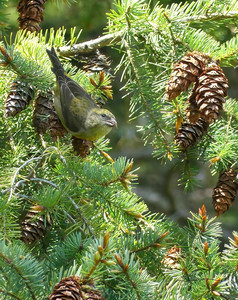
(46, 47), (65, 81)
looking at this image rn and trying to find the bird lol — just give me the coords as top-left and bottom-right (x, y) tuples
(46, 47), (117, 141)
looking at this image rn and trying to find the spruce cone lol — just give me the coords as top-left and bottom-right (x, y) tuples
(21, 205), (51, 244)
(162, 246), (183, 270)
(49, 276), (105, 300)
(175, 118), (209, 150)
(72, 137), (93, 158)
(33, 91), (67, 140)
(212, 169), (238, 216)
(72, 50), (112, 76)
(186, 82), (201, 124)
(194, 62), (228, 124)
(49, 110), (68, 141)
(17, 0), (46, 33)
(5, 81), (34, 118)
(166, 51), (209, 101)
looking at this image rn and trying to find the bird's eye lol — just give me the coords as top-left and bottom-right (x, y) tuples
(101, 113), (106, 118)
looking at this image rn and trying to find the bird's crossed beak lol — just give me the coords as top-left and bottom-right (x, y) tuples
(106, 118), (117, 128)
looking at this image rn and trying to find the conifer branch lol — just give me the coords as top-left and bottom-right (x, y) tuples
(84, 254), (102, 280)
(46, 146), (67, 165)
(2, 154), (46, 197)
(15, 177), (58, 189)
(131, 231), (168, 253)
(69, 198), (96, 239)
(62, 209), (77, 224)
(16, 192), (84, 232)
(26, 156), (46, 180)
(0, 46), (26, 78)
(164, 12), (176, 64)
(115, 254), (141, 300)
(131, 242), (160, 253)
(0, 289), (21, 300)
(12, 176), (96, 238)
(59, 32), (122, 56)
(180, 11), (238, 23)
(219, 49), (238, 62)
(0, 252), (37, 300)
(6, 157), (41, 203)
(124, 40), (171, 151)
(62, 209), (85, 234)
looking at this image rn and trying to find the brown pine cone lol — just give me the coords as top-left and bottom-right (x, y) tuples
(175, 118), (209, 150)
(194, 62), (228, 124)
(212, 169), (238, 216)
(33, 91), (67, 140)
(17, 0), (46, 33)
(166, 51), (210, 101)
(5, 81), (34, 118)
(21, 205), (51, 244)
(186, 82), (201, 124)
(49, 276), (105, 300)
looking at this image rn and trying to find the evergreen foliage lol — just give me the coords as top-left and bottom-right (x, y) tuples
(0, 0), (238, 299)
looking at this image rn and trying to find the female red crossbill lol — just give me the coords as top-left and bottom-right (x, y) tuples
(46, 47), (117, 141)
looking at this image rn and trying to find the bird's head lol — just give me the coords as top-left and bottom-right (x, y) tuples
(85, 108), (117, 140)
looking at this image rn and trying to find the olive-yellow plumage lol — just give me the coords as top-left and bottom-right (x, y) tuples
(46, 47), (117, 141)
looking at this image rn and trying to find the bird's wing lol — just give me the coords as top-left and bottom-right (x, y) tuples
(59, 75), (96, 133)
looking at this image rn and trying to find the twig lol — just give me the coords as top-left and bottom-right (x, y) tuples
(69, 198), (96, 239)
(14, 177), (95, 238)
(16, 192), (84, 233)
(15, 193), (32, 200)
(62, 209), (76, 224)
(26, 156), (46, 180)
(59, 32), (122, 56)
(179, 11), (238, 23)
(46, 146), (67, 165)
(15, 177), (58, 189)
(62, 209), (85, 234)
(7, 157), (41, 203)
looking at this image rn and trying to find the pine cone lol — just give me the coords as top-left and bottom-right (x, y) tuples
(17, 0), (46, 33)
(71, 137), (94, 158)
(49, 276), (105, 300)
(33, 91), (53, 134)
(175, 118), (209, 150)
(186, 82), (201, 124)
(166, 51), (209, 101)
(162, 246), (183, 269)
(49, 110), (68, 141)
(21, 205), (51, 244)
(212, 169), (238, 216)
(5, 81), (34, 118)
(72, 50), (112, 76)
(194, 62), (228, 124)
(33, 91), (67, 140)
